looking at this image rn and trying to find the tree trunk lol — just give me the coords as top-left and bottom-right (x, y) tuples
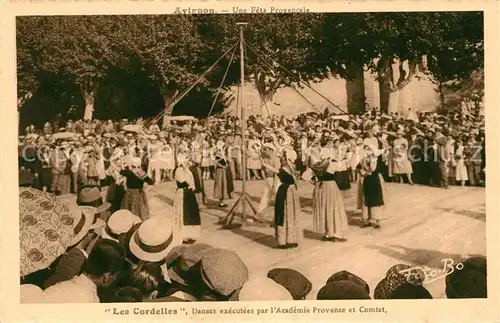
(377, 57), (417, 114)
(17, 92), (34, 130)
(345, 63), (366, 114)
(438, 82), (445, 112)
(161, 89), (179, 129)
(81, 83), (96, 121)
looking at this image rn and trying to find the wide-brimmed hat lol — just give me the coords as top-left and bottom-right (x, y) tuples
(68, 206), (106, 246)
(129, 216), (179, 262)
(76, 186), (111, 214)
(101, 210), (142, 241)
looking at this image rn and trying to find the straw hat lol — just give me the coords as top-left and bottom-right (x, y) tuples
(76, 186), (111, 214)
(101, 210), (142, 241)
(68, 206), (106, 247)
(129, 217), (179, 262)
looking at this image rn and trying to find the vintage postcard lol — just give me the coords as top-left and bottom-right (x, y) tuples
(1, 1), (499, 322)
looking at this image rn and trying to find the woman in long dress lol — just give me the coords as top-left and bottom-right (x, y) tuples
(247, 136), (263, 180)
(120, 157), (154, 221)
(392, 129), (414, 185)
(213, 140), (234, 207)
(454, 137), (467, 186)
(189, 139), (206, 206)
(173, 153), (201, 244)
(262, 148), (302, 249)
(309, 155), (348, 242)
(358, 145), (389, 229)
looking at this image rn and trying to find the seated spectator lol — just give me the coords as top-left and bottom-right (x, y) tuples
(43, 239), (126, 303)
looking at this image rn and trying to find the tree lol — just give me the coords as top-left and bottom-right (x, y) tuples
(313, 12), (484, 113)
(16, 17), (46, 124)
(425, 12), (484, 110)
(112, 15), (206, 125)
(195, 14), (327, 115)
(17, 16), (128, 121)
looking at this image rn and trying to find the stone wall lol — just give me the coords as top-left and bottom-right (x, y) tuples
(224, 70), (442, 117)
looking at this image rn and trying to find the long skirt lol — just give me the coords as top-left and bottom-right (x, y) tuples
(173, 188), (201, 242)
(357, 173), (389, 223)
(106, 180), (126, 213)
(392, 156), (413, 175)
(121, 189), (150, 221)
(40, 168), (53, 189)
(274, 184), (301, 246)
(53, 174), (71, 195)
(213, 167), (233, 200)
(312, 180), (348, 239)
(455, 159), (468, 181)
(189, 165), (205, 205)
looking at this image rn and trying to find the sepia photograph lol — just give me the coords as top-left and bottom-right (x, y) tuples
(9, 9), (489, 308)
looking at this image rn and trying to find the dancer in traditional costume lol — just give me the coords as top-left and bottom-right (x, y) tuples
(358, 145), (389, 229)
(120, 157), (153, 221)
(173, 153), (201, 244)
(213, 140), (234, 207)
(189, 139), (206, 207)
(257, 142), (280, 220)
(309, 153), (348, 242)
(262, 148), (302, 249)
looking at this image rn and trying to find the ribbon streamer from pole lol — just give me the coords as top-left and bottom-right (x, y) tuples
(151, 41), (239, 125)
(244, 43), (322, 114)
(204, 44), (238, 126)
(245, 41), (347, 115)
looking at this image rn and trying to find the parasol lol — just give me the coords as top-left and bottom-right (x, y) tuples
(166, 116), (196, 122)
(122, 124), (143, 133)
(19, 188), (80, 277)
(52, 132), (75, 140)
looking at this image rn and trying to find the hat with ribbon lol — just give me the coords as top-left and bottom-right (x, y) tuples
(68, 206), (106, 247)
(101, 210), (142, 241)
(129, 217), (180, 263)
(76, 186), (111, 214)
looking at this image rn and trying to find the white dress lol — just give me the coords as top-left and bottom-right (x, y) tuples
(392, 138), (413, 174)
(455, 145), (468, 181)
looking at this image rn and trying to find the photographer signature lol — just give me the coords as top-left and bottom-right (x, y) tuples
(399, 258), (464, 284)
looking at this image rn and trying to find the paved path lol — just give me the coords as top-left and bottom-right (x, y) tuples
(61, 180), (486, 299)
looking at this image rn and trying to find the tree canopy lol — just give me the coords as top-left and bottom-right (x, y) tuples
(16, 12), (484, 125)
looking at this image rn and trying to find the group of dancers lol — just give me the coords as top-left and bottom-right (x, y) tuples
(116, 132), (387, 250)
